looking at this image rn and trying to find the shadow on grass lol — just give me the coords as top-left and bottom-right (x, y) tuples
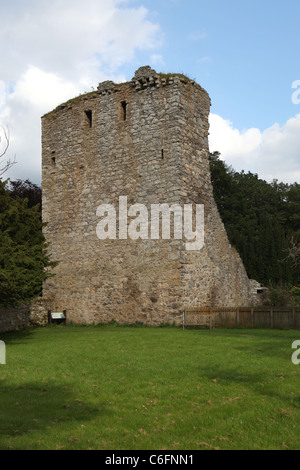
(0, 329), (36, 346)
(193, 328), (299, 360)
(0, 380), (107, 444)
(197, 363), (300, 409)
(198, 363), (264, 386)
(234, 340), (295, 361)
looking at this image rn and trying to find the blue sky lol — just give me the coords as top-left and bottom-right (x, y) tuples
(0, 0), (299, 183)
(138, 0), (300, 129)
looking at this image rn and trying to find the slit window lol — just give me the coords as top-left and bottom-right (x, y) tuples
(51, 151), (56, 166)
(85, 110), (93, 128)
(161, 149), (164, 160)
(121, 101), (127, 121)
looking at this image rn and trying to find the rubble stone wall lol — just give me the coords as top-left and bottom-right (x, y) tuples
(41, 66), (254, 325)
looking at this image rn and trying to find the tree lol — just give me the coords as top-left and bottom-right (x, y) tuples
(209, 152), (299, 286)
(9, 179), (42, 210)
(283, 236), (300, 275)
(0, 125), (55, 305)
(0, 179), (56, 306)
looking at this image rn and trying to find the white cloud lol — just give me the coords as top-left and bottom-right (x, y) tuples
(10, 66), (80, 113)
(209, 114), (262, 157)
(209, 113), (300, 183)
(0, 82), (6, 111)
(0, 0), (163, 183)
(1, 0), (161, 85)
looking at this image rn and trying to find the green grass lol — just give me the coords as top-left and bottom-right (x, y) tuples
(0, 325), (299, 450)
(157, 72), (194, 82)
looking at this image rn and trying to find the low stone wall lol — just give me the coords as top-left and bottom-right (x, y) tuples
(0, 304), (31, 333)
(0, 298), (48, 333)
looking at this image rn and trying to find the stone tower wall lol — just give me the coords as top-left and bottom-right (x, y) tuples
(41, 67), (253, 325)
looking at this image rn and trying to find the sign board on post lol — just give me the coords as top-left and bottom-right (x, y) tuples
(51, 313), (65, 320)
(48, 310), (67, 325)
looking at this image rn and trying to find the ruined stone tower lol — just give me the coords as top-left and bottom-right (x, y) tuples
(41, 66), (253, 325)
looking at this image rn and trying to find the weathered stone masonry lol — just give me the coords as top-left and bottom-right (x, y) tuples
(41, 66), (254, 325)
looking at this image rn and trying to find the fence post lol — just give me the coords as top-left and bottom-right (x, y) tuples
(251, 308), (254, 327)
(293, 308), (296, 329)
(209, 309), (212, 330)
(236, 307), (239, 327)
(183, 310), (185, 330)
(270, 308), (273, 329)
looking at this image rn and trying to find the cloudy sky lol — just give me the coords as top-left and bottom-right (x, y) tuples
(0, 0), (300, 184)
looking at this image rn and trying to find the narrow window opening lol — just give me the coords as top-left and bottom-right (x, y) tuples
(51, 151), (56, 166)
(85, 110), (93, 128)
(121, 101), (127, 121)
(161, 149), (164, 160)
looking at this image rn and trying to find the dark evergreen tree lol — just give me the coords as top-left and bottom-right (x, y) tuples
(8, 179), (42, 210)
(0, 180), (55, 306)
(209, 152), (299, 287)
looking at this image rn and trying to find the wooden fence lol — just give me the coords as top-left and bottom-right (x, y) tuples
(183, 307), (300, 330)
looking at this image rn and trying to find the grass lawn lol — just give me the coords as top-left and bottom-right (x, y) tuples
(0, 324), (299, 450)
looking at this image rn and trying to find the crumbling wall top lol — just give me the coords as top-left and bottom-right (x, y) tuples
(130, 65), (191, 92)
(95, 65), (201, 96)
(133, 66), (158, 80)
(97, 80), (116, 94)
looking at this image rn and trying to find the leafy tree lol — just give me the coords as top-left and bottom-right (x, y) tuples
(8, 179), (42, 210)
(209, 152), (299, 287)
